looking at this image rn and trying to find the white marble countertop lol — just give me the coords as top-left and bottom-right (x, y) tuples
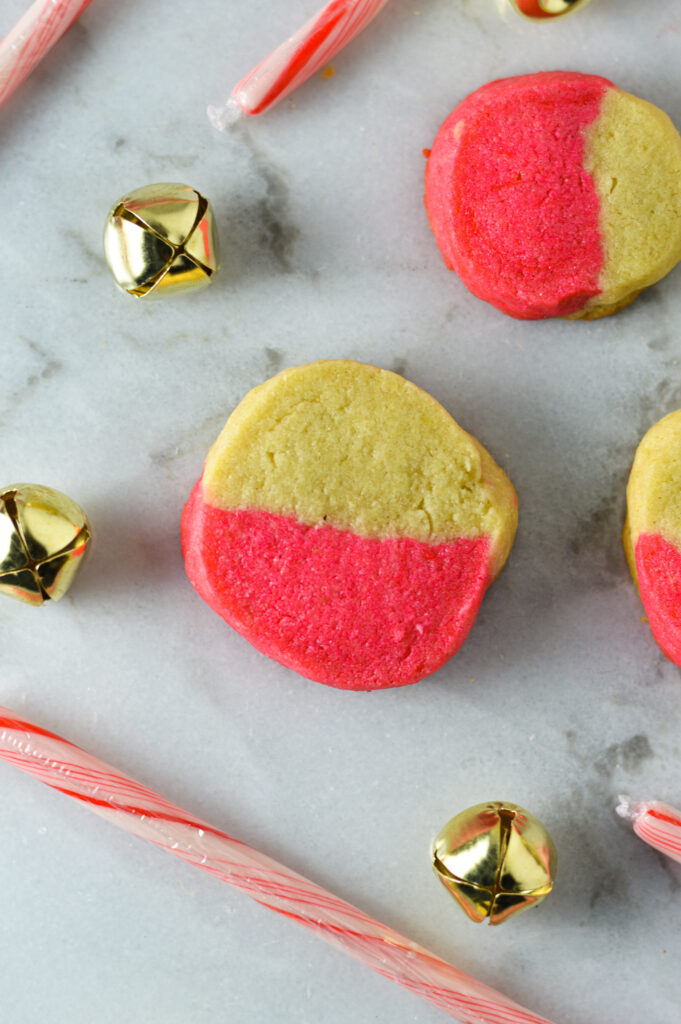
(1, 1), (681, 1021)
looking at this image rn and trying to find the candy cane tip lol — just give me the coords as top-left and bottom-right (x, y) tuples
(615, 794), (647, 821)
(207, 98), (243, 131)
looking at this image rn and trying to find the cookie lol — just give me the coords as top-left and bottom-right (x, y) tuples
(424, 71), (681, 320)
(624, 410), (681, 667)
(182, 361), (517, 690)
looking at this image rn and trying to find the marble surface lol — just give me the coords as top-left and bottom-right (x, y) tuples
(1, 1), (681, 1021)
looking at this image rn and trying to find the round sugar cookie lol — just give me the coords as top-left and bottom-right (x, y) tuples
(182, 361), (518, 690)
(424, 71), (681, 320)
(624, 410), (681, 668)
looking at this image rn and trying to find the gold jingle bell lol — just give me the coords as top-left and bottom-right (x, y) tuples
(432, 801), (557, 925)
(103, 183), (219, 299)
(0, 484), (92, 606)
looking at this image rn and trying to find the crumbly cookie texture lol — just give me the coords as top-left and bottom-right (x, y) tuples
(624, 410), (681, 667)
(575, 88), (681, 319)
(624, 410), (681, 579)
(203, 360), (517, 576)
(425, 72), (681, 321)
(183, 361), (518, 690)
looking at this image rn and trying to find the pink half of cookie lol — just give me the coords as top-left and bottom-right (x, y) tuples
(182, 481), (492, 691)
(425, 71), (610, 319)
(635, 533), (681, 668)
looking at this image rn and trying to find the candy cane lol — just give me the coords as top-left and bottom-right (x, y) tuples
(208, 0), (391, 129)
(617, 796), (681, 865)
(0, 706), (558, 1024)
(0, 0), (94, 108)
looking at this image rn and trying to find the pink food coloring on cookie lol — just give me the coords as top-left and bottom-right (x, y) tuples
(425, 71), (611, 319)
(635, 533), (681, 667)
(182, 483), (492, 691)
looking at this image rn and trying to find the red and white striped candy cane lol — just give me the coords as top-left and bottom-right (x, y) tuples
(0, 706), (558, 1024)
(208, 0), (391, 129)
(0, 0), (94, 108)
(617, 796), (681, 865)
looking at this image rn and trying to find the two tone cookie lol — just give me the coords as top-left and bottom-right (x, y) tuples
(182, 361), (517, 690)
(624, 410), (681, 667)
(425, 71), (681, 320)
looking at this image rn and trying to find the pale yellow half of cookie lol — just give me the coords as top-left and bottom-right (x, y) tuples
(202, 360), (518, 578)
(575, 89), (681, 320)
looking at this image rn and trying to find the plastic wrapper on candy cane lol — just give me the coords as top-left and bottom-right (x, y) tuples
(0, 0), (94, 108)
(617, 796), (681, 864)
(209, 0), (391, 128)
(0, 707), (558, 1024)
